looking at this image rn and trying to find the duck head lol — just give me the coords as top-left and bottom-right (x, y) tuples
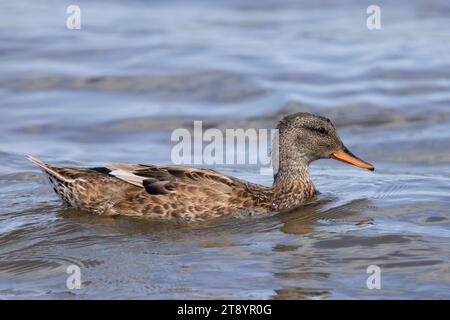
(274, 112), (374, 172)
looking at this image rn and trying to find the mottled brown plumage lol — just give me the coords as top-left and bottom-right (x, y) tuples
(29, 112), (374, 222)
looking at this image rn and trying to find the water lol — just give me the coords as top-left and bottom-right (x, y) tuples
(1, 0), (450, 299)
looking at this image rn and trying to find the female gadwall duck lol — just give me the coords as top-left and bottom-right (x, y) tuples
(29, 112), (374, 221)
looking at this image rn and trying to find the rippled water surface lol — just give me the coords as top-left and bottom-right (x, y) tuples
(1, 0), (450, 299)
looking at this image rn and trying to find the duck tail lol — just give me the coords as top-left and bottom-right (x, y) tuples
(27, 155), (71, 183)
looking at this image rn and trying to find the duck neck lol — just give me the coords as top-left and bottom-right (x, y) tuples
(271, 163), (316, 211)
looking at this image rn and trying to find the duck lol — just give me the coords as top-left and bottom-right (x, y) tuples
(28, 112), (374, 222)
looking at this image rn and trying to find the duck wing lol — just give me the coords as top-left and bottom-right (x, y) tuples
(104, 163), (253, 195)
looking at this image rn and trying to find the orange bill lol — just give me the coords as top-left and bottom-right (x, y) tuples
(331, 148), (374, 171)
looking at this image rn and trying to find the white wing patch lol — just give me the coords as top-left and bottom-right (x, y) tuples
(108, 169), (145, 187)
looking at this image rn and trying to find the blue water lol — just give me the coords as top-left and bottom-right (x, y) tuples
(0, 0), (450, 299)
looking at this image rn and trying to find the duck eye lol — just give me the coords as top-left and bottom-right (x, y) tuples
(317, 127), (327, 134)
